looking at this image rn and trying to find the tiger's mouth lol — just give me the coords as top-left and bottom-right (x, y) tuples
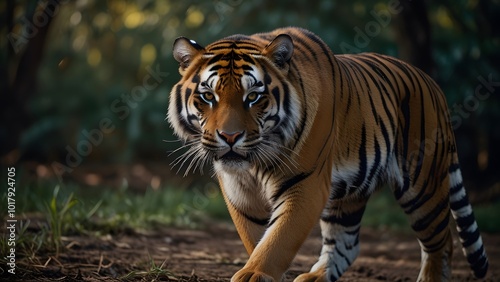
(217, 150), (248, 162)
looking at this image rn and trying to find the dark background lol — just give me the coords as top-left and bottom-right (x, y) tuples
(1, 0), (499, 201)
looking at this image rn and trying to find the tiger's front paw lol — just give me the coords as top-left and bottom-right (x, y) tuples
(294, 272), (327, 282)
(231, 268), (275, 282)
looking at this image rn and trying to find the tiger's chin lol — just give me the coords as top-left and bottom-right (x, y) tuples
(214, 151), (252, 171)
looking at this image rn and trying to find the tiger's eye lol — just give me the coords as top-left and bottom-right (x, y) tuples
(200, 92), (216, 105)
(203, 93), (214, 101)
(245, 92), (262, 107)
(247, 92), (258, 101)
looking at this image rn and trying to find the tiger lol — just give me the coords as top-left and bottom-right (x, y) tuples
(167, 27), (488, 281)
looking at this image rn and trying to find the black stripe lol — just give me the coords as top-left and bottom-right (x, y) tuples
(331, 179), (347, 199)
(352, 125), (367, 187)
(401, 179), (430, 214)
(271, 86), (281, 112)
(291, 32), (319, 64)
(467, 244), (485, 264)
(401, 148), (442, 214)
(207, 44), (259, 52)
(332, 266), (341, 281)
(420, 220), (450, 251)
(394, 174), (411, 200)
(364, 55), (399, 107)
(348, 235), (360, 250)
(411, 197), (449, 232)
(450, 195), (469, 210)
(346, 226), (361, 236)
(400, 83), (411, 166)
(272, 199), (286, 212)
(272, 172), (312, 202)
(240, 53), (256, 64)
(207, 54), (224, 65)
(460, 227), (481, 248)
(450, 182), (463, 194)
(420, 211), (451, 249)
(267, 213), (281, 227)
(456, 213), (475, 229)
(321, 206), (365, 227)
(351, 58), (382, 122)
(290, 60), (308, 150)
(380, 120), (392, 159)
(411, 79), (427, 186)
(323, 237), (336, 245)
(359, 136), (381, 197)
(449, 163), (460, 173)
(209, 65), (222, 72)
(282, 83), (291, 115)
(175, 85), (199, 135)
(468, 246), (488, 278)
(334, 245), (352, 265)
(378, 86), (396, 135)
(191, 74), (200, 83)
(264, 115), (280, 124)
(243, 213), (269, 226)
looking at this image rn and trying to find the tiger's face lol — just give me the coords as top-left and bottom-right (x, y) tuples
(168, 34), (301, 173)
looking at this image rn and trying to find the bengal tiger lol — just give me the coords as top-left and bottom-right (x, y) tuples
(167, 27), (488, 281)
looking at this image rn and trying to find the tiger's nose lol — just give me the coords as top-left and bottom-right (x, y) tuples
(217, 130), (244, 146)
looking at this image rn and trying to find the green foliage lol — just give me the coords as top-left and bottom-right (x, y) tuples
(86, 181), (228, 230)
(44, 185), (78, 255)
(3, 178), (229, 233)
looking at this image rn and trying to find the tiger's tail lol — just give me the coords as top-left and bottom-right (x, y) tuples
(449, 154), (489, 278)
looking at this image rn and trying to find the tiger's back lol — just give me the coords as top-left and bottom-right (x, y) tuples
(168, 27), (488, 281)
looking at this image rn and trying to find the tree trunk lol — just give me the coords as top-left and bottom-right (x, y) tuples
(1, 1), (60, 164)
(393, 0), (435, 78)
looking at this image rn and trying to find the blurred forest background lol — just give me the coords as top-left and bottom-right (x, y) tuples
(1, 0), (500, 201)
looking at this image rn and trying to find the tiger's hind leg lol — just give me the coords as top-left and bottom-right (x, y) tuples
(294, 196), (368, 282)
(392, 175), (453, 282)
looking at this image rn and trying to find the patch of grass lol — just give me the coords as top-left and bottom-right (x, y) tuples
(362, 188), (412, 232)
(0, 219), (52, 275)
(1, 177), (229, 278)
(91, 180), (229, 231)
(2, 177), (229, 235)
(0, 176), (229, 253)
(44, 185), (78, 255)
(121, 255), (176, 281)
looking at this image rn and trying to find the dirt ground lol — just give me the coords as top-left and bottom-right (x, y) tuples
(3, 162), (500, 281)
(2, 222), (498, 282)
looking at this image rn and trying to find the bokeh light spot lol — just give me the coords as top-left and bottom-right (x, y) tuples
(87, 48), (102, 67)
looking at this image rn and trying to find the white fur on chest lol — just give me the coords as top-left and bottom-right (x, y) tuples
(214, 162), (271, 216)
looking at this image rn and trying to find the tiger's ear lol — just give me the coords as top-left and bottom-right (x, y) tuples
(263, 34), (294, 70)
(173, 37), (205, 74)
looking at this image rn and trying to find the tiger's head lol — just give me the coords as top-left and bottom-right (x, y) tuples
(168, 34), (302, 173)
